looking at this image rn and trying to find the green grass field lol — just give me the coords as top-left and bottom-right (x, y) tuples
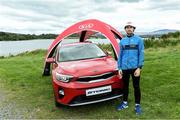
(0, 45), (180, 119)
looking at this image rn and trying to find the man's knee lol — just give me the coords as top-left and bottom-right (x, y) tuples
(133, 84), (140, 90)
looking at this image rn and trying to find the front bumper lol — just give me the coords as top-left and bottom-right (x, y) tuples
(69, 88), (122, 106)
(52, 75), (123, 106)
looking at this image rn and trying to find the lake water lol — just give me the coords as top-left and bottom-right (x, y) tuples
(0, 39), (112, 56)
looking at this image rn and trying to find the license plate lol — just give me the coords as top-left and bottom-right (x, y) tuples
(86, 85), (112, 96)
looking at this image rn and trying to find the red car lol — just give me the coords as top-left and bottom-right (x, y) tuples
(46, 42), (123, 106)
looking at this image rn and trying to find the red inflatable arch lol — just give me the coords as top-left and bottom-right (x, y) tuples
(43, 19), (123, 75)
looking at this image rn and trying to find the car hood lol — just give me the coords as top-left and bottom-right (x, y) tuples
(57, 57), (117, 77)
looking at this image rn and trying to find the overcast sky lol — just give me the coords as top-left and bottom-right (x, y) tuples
(0, 0), (180, 34)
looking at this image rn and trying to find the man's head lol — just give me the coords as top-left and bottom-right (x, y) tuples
(124, 22), (136, 35)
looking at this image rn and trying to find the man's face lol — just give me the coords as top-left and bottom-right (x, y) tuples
(125, 26), (135, 35)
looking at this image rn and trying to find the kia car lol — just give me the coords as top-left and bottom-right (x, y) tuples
(46, 42), (123, 107)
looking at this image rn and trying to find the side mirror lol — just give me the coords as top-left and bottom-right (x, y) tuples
(46, 57), (56, 63)
(105, 51), (112, 56)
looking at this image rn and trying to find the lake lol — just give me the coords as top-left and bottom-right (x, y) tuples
(0, 39), (113, 56)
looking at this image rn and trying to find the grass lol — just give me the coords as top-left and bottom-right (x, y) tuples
(0, 45), (180, 119)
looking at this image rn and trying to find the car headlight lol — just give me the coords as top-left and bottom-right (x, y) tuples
(56, 72), (73, 83)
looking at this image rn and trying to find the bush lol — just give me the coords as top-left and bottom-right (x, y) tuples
(144, 38), (180, 49)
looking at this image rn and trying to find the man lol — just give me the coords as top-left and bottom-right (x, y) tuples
(117, 22), (144, 115)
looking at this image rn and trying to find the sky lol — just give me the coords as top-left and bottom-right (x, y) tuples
(0, 0), (180, 34)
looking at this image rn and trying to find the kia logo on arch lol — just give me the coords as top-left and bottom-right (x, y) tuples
(78, 23), (94, 29)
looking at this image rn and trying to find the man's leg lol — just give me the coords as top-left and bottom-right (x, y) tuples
(117, 70), (130, 110)
(122, 70), (130, 102)
(132, 69), (141, 114)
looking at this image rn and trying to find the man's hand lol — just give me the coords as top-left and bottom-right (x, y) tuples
(118, 70), (123, 79)
(134, 68), (141, 77)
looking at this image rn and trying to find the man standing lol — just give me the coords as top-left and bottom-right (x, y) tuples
(117, 22), (144, 115)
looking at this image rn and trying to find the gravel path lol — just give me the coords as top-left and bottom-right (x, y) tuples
(0, 90), (34, 119)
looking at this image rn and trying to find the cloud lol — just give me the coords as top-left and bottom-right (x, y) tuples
(140, 0), (180, 11)
(0, 0), (179, 34)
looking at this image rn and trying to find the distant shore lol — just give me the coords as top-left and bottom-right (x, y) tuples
(0, 31), (100, 41)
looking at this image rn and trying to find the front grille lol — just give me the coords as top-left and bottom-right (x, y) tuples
(77, 72), (115, 82)
(69, 89), (123, 105)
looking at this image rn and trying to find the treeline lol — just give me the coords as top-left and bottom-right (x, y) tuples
(1, 31), (180, 43)
(144, 31), (180, 48)
(0, 31), (100, 41)
(161, 31), (180, 39)
(0, 32), (59, 41)
(0, 31), (99, 41)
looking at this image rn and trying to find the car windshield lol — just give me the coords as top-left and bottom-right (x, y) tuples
(58, 43), (106, 62)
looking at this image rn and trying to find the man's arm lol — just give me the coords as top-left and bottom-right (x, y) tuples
(117, 41), (123, 78)
(138, 38), (144, 69)
(117, 42), (123, 70)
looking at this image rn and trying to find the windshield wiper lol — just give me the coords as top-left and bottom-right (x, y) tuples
(97, 55), (107, 58)
(59, 56), (107, 62)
